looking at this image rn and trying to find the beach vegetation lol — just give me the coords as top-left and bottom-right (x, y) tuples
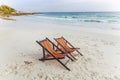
(0, 5), (16, 15)
(0, 4), (39, 20)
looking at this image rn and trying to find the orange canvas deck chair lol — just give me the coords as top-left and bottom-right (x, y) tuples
(36, 38), (74, 71)
(54, 36), (83, 56)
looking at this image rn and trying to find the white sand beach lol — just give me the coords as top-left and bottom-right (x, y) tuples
(0, 21), (120, 80)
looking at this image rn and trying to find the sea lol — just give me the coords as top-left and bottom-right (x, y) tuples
(1, 12), (120, 30)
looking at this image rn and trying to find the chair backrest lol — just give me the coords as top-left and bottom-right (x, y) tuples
(55, 37), (70, 49)
(40, 39), (56, 54)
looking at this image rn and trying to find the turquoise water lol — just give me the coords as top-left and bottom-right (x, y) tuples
(35, 12), (120, 24)
(1, 12), (120, 30)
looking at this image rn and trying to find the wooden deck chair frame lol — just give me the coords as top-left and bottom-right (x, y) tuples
(54, 36), (83, 56)
(36, 38), (74, 71)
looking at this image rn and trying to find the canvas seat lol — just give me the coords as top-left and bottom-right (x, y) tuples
(54, 36), (83, 56)
(36, 38), (74, 71)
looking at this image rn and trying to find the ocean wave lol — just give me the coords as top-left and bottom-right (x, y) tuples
(37, 16), (120, 23)
(34, 12), (120, 24)
(83, 20), (102, 23)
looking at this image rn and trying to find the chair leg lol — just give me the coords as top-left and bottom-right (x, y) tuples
(62, 37), (83, 56)
(56, 58), (71, 71)
(39, 54), (70, 71)
(65, 60), (70, 65)
(69, 53), (77, 60)
(39, 57), (65, 61)
(76, 50), (83, 56)
(66, 55), (74, 61)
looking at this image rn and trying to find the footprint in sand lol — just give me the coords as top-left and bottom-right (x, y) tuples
(90, 71), (99, 77)
(1, 64), (17, 75)
(93, 44), (98, 47)
(85, 57), (92, 62)
(102, 76), (113, 80)
(101, 40), (115, 46)
(114, 76), (120, 80)
(37, 73), (43, 78)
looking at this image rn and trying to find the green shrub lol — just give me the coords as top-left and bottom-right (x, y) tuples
(0, 5), (16, 14)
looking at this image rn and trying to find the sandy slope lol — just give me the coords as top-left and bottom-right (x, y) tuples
(0, 23), (120, 80)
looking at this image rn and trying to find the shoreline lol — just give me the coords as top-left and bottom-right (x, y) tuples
(11, 12), (41, 16)
(0, 12), (41, 20)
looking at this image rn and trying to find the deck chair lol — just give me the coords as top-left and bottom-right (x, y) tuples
(54, 36), (83, 56)
(36, 38), (73, 71)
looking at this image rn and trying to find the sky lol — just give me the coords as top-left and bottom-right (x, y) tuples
(0, 0), (120, 12)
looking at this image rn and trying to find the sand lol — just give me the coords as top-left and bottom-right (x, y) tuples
(0, 23), (120, 80)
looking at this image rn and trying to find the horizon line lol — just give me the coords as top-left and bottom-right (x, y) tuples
(39, 11), (120, 13)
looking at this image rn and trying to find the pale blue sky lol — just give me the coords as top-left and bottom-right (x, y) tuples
(0, 0), (120, 12)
